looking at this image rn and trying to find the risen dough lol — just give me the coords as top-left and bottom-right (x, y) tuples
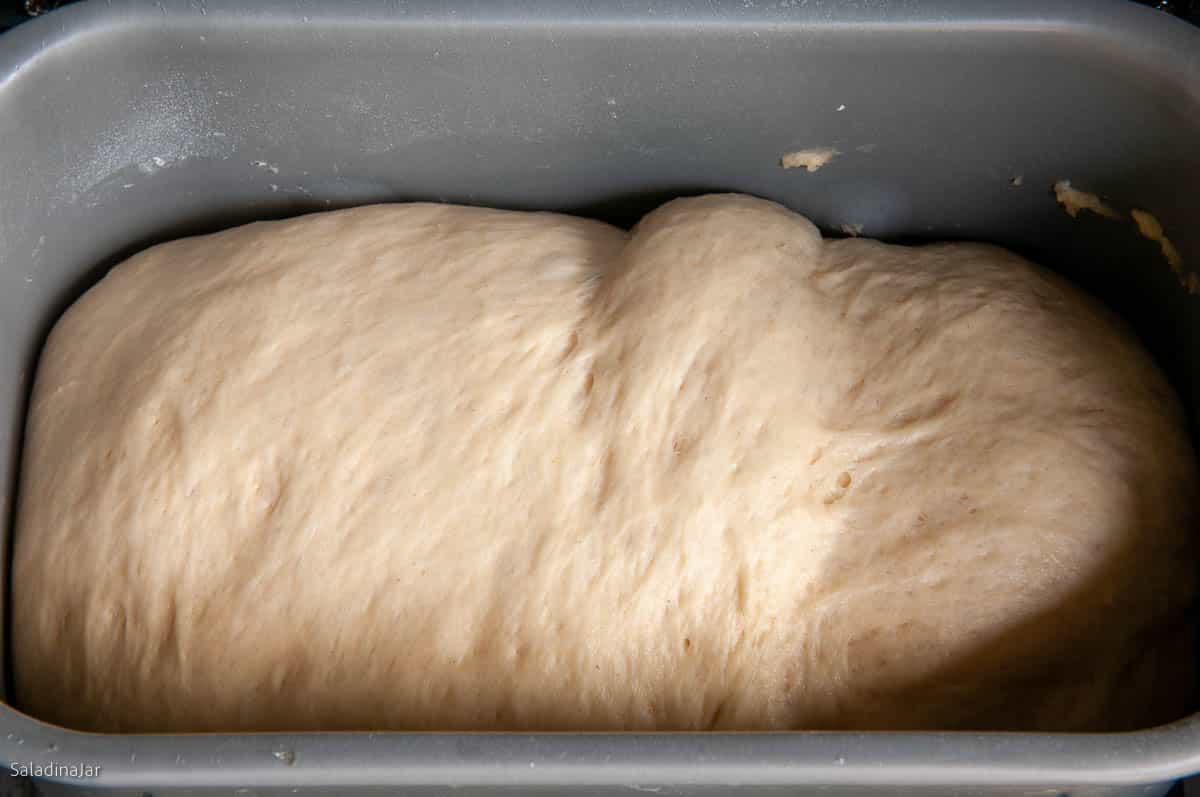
(14, 194), (1196, 733)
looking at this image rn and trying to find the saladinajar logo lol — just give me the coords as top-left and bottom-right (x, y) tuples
(9, 761), (102, 778)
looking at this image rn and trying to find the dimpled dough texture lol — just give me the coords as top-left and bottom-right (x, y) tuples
(14, 194), (1197, 734)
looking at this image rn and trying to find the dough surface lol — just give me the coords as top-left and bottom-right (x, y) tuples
(14, 194), (1196, 733)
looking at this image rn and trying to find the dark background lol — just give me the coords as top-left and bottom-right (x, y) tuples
(2, 0), (1200, 31)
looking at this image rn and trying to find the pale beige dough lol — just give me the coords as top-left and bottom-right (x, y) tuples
(1054, 180), (1120, 220)
(1131, 208), (1185, 274)
(13, 194), (1197, 733)
(780, 147), (838, 172)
